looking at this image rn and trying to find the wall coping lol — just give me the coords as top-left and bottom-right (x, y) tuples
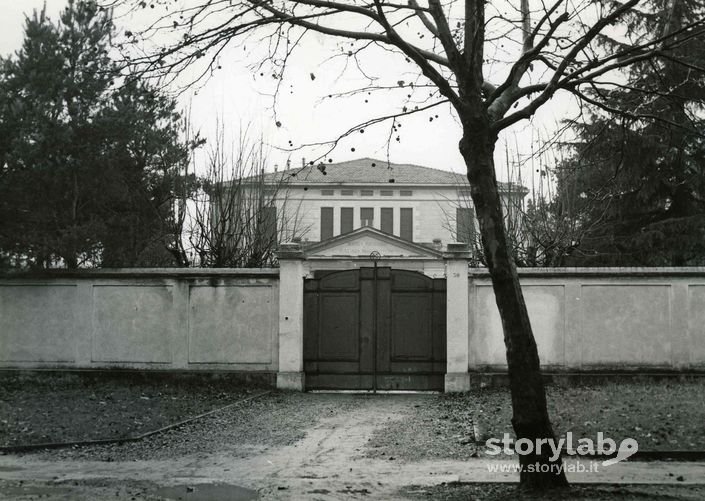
(469, 267), (705, 278)
(0, 268), (280, 280)
(4, 266), (705, 281)
(305, 255), (437, 261)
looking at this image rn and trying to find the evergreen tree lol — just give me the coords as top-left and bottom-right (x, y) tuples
(0, 0), (190, 268)
(555, 0), (705, 266)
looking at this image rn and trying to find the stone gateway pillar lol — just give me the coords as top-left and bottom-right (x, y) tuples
(276, 243), (306, 390)
(444, 243), (471, 392)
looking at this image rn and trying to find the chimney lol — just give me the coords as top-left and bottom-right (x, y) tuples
(302, 157), (306, 168)
(432, 238), (442, 251)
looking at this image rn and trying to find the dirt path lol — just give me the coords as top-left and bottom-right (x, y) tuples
(0, 395), (433, 499)
(249, 394), (461, 499)
(1, 394), (705, 500)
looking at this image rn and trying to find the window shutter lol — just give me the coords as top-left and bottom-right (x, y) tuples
(320, 207), (333, 240)
(400, 208), (413, 241)
(262, 206), (277, 245)
(360, 207), (374, 227)
(340, 207), (354, 234)
(456, 207), (476, 243)
(381, 208), (393, 234)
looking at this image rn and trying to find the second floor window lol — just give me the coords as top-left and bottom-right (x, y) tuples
(360, 207), (374, 227)
(400, 208), (413, 241)
(381, 208), (393, 234)
(321, 207), (334, 240)
(341, 207), (354, 234)
(261, 206), (277, 245)
(456, 207), (476, 243)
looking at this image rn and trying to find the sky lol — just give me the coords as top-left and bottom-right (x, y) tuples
(0, 0), (575, 188)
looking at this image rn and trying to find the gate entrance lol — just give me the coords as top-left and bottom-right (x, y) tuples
(303, 267), (446, 391)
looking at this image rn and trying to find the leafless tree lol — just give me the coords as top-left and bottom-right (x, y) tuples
(521, 166), (607, 267)
(185, 125), (304, 267)
(105, 0), (705, 488)
(494, 137), (596, 267)
(439, 179), (527, 267)
(492, 130), (615, 267)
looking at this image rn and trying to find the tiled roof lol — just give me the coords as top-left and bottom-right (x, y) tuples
(262, 157), (464, 185)
(253, 157), (525, 192)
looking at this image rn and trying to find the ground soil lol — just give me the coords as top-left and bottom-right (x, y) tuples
(402, 483), (705, 500)
(366, 392), (480, 461)
(1, 376), (705, 499)
(0, 372), (266, 448)
(474, 380), (705, 451)
(28, 391), (361, 462)
(4, 375), (703, 458)
(366, 380), (705, 462)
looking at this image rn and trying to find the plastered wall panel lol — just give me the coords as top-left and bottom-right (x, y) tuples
(91, 285), (174, 363)
(0, 285), (77, 362)
(188, 285), (275, 364)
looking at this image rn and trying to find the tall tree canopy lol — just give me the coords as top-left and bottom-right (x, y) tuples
(0, 0), (190, 269)
(552, 0), (705, 266)
(106, 0), (705, 488)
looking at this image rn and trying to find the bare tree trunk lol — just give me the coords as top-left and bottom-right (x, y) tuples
(460, 124), (568, 489)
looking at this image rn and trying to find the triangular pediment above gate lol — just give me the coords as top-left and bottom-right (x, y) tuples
(303, 227), (442, 259)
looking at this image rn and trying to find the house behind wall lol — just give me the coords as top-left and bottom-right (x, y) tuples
(234, 157), (528, 249)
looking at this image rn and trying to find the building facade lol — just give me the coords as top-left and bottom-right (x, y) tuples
(265, 157), (527, 248)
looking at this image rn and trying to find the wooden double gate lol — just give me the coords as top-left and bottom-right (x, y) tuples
(303, 267), (446, 391)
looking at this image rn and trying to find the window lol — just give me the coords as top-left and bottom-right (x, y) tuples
(360, 207), (374, 227)
(400, 208), (413, 241)
(340, 207), (354, 234)
(341, 189), (354, 196)
(360, 189), (374, 196)
(381, 208), (393, 234)
(320, 207), (333, 240)
(456, 207), (476, 243)
(261, 206), (277, 245)
(380, 190), (394, 196)
(400, 190), (413, 196)
(321, 189), (335, 196)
